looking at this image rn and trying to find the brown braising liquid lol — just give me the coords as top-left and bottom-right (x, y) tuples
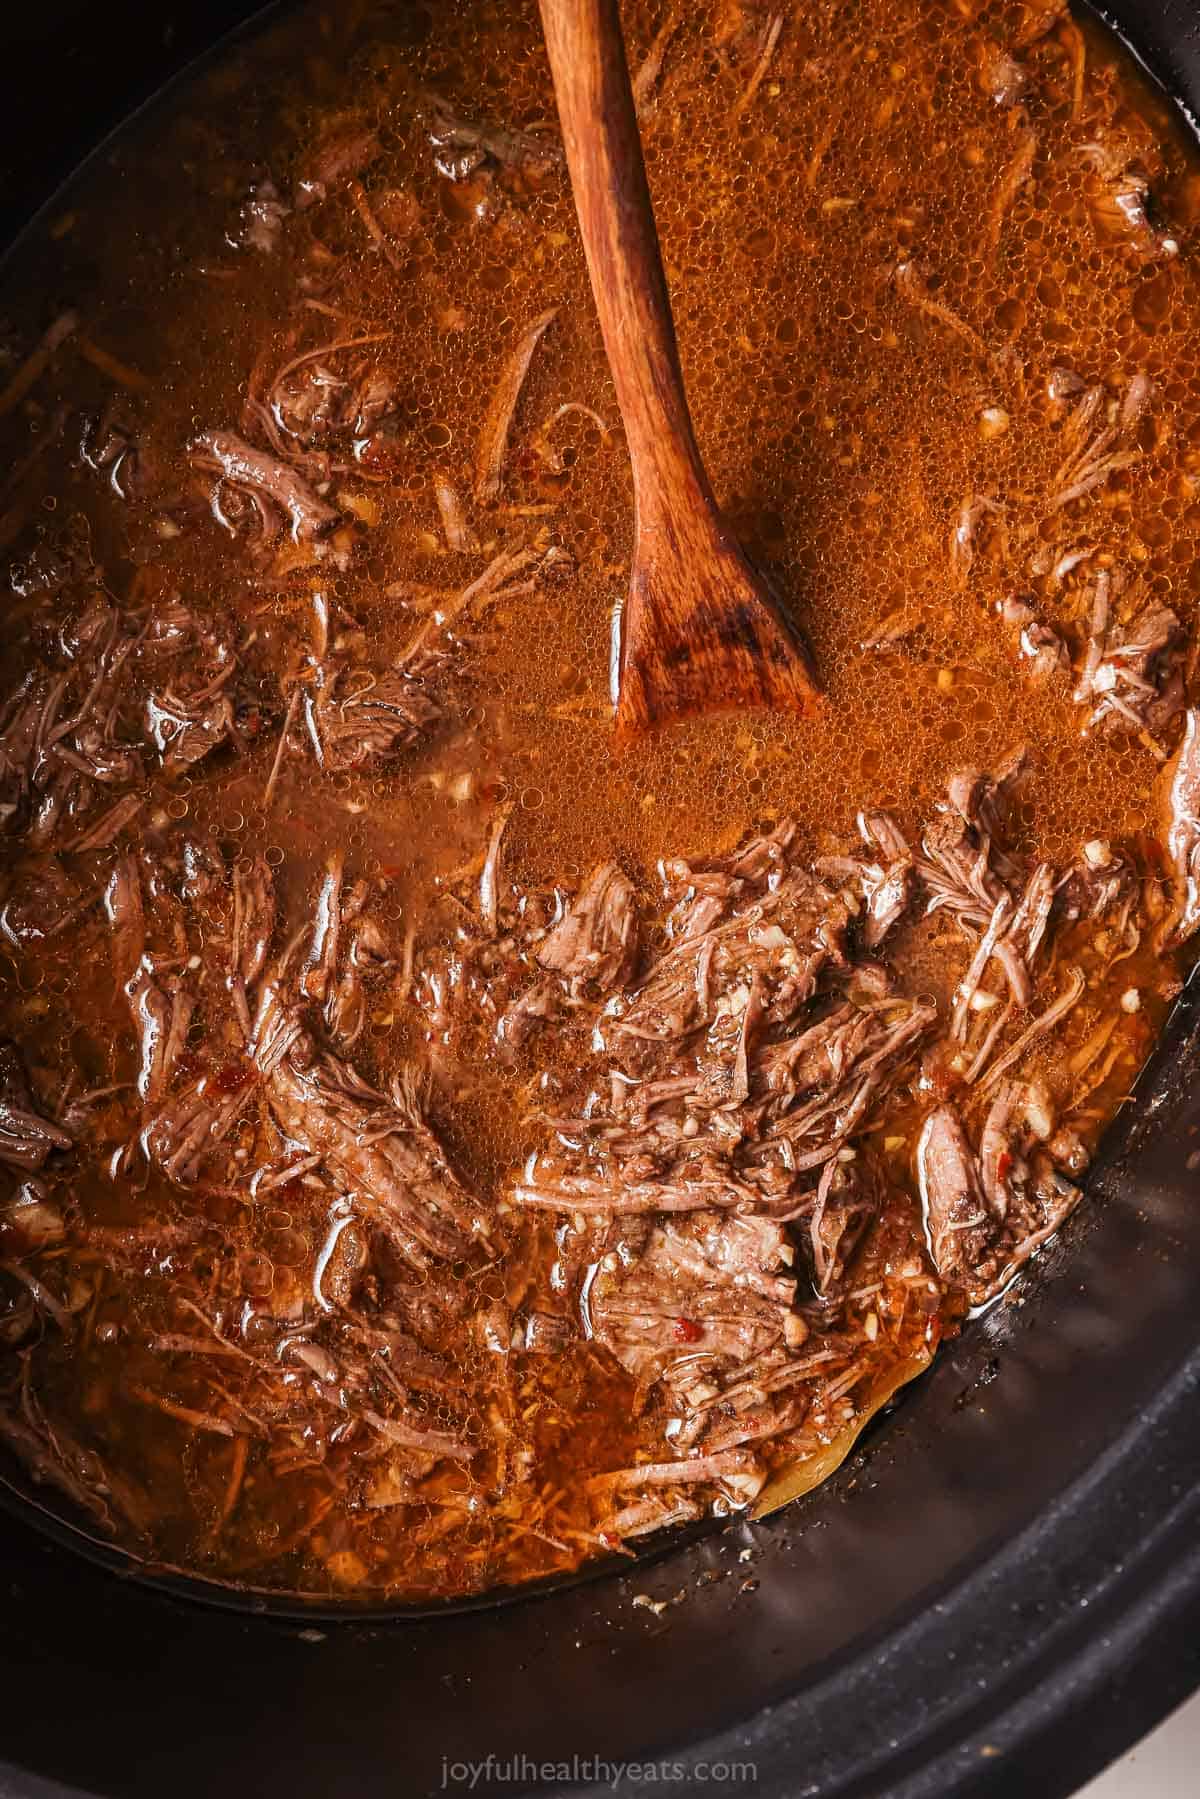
(0, 0), (1195, 1598)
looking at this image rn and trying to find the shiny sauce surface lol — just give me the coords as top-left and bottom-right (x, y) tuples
(0, 0), (1195, 1600)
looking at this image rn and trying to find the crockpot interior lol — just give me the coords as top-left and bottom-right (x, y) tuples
(1, 2), (1200, 1794)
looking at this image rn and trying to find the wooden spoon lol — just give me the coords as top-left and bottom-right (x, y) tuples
(538, 0), (819, 738)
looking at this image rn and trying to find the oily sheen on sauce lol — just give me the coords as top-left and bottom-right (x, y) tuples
(0, 0), (1197, 1601)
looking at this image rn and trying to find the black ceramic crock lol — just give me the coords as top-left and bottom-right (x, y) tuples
(2, 3), (1200, 1795)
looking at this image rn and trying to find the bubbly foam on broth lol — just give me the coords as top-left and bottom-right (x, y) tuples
(0, 0), (1195, 1598)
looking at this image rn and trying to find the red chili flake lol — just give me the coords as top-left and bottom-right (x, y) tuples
(210, 1060), (257, 1096)
(673, 1317), (703, 1344)
(996, 1150), (1014, 1182)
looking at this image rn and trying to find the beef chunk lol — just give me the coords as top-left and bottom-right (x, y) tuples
(1075, 588), (1184, 747)
(535, 861), (638, 996)
(1079, 135), (1181, 261)
(818, 809), (914, 948)
(512, 822), (941, 1467)
(190, 430), (339, 542)
(295, 124), (382, 209)
(146, 669), (238, 775)
(806, 1152), (882, 1297)
(230, 177), (291, 253)
(1166, 708), (1200, 943)
(917, 1084), (1080, 1306)
(254, 974), (491, 1273)
(0, 1043), (71, 1172)
(423, 93), (562, 193)
(310, 661), (442, 771)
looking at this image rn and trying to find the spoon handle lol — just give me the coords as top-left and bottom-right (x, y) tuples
(539, 0), (818, 736)
(537, 0), (712, 535)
